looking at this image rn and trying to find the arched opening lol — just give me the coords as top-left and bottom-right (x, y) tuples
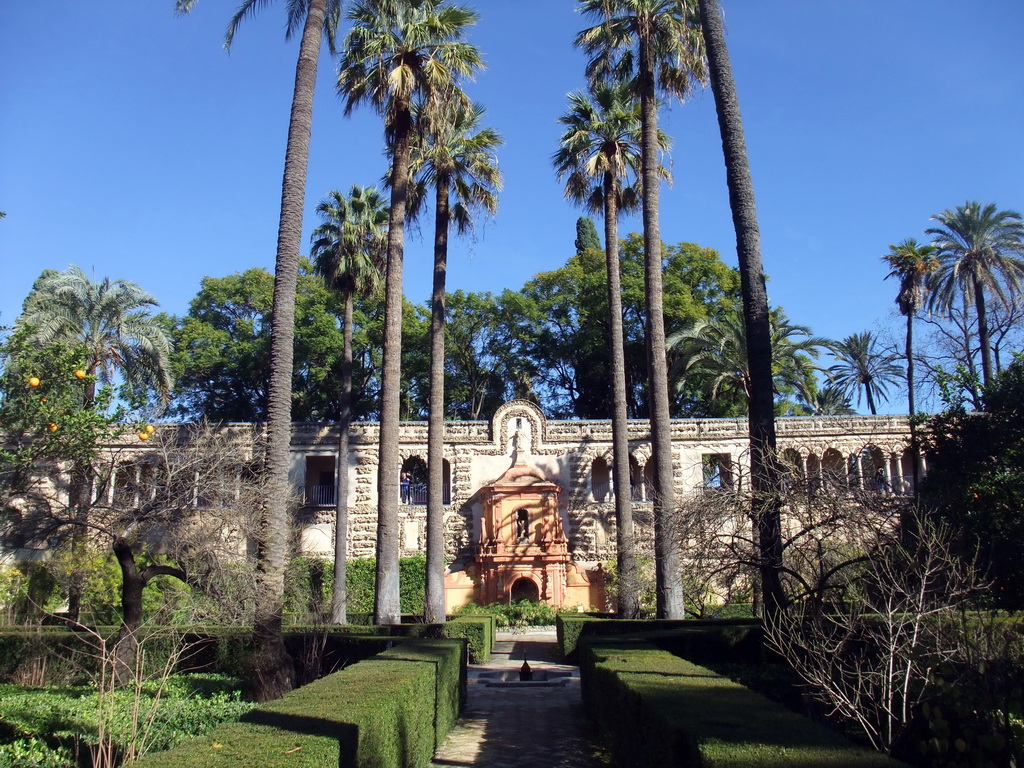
(862, 446), (887, 493)
(591, 456), (610, 502)
(629, 455), (645, 501)
(900, 448), (916, 495)
(510, 577), (540, 603)
(780, 448), (803, 492)
(821, 449), (845, 489)
(806, 453), (821, 495)
(400, 456), (427, 505)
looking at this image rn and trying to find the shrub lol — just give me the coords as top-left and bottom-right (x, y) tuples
(133, 638), (464, 768)
(0, 674), (253, 767)
(580, 639), (907, 767)
(452, 599), (558, 629)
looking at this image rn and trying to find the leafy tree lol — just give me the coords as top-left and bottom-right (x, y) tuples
(0, 330), (122, 507)
(574, 216), (601, 256)
(667, 310), (828, 413)
(310, 185), (388, 625)
(926, 201), (1024, 391)
(169, 265), (366, 422)
(338, 0), (482, 624)
(577, 0), (707, 619)
(409, 100), (501, 623)
(554, 79), (655, 618)
(829, 331), (904, 415)
(176, 0), (343, 701)
(442, 290), (535, 418)
(922, 354), (1024, 608)
(523, 235), (740, 419)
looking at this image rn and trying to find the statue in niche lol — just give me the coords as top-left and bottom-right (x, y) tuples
(515, 508), (530, 543)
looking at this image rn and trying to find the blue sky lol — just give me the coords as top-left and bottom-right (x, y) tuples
(2, 1), (1023, 414)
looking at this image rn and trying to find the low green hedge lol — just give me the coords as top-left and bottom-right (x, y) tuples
(134, 637), (465, 768)
(557, 615), (762, 663)
(580, 639), (906, 767)
(441, 616), (493, 663)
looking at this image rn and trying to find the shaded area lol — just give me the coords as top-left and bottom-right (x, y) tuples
(432, 632), (607, 768)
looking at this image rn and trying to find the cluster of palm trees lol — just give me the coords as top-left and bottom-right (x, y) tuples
(883, 202), (1024, 418)
(180, 0), (785, 641)
(14, 0), (1018, 706)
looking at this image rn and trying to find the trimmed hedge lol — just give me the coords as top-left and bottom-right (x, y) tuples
(441, 615), (493, 663)
(557, 615), (762, 663)
(134, 637), (465, 768)
(580, 638), (907, 767)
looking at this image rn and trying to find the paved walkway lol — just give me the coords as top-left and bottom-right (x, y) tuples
(431, 629), (607, 768)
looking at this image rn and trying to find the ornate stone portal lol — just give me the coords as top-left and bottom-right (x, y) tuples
(473, 460), (604, 608)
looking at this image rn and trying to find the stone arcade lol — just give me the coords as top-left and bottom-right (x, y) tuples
(291, 400), (917, 612)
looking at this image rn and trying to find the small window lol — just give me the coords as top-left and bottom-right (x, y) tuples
(702, 453), (733, 490)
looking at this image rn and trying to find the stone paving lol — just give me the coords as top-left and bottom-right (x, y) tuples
(431, 629), (608, 768)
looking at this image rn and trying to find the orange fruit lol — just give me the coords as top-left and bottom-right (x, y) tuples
(74, 370), (87, 379)
(28, 377), (40, 387)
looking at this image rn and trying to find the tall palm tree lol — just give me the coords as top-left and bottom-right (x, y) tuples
(695, 0), (785, 618)
(925, 201), (1024, 391)
(310, 185), (387, 625)
(829, 332), (904, 416)
(882, 239), (939, 419)
(337, 0), (481, 625)
(175, 0), (341, 701)
(668, 311), (828, 409)
(577, 0), (706, 620)
(553, 80), (663, 618)
(408, 100), (500, 623)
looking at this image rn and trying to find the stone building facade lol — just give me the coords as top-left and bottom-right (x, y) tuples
(291, 400), (916, 611)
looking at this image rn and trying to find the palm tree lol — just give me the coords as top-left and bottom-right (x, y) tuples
(17, 266), (173, 623)
(882, 238), (938, 495)
(668, 311), (828, 409)
(882, 239), (939, 418)
(310, 185), (388, 625)
(409, 100), (500, 623)
(695, 0), (784, 617)
(553, 80), (664, 618)
(175, 0), (341, 701)
(925, 201), (1024, 390)
(577, 0), (706, 620)
(829, 332), (904, 415)
(803, 384), (856, 416)
(337, 0), (481, 625)
(18, 266), (173, 404)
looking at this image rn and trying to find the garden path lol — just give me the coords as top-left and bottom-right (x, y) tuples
(431, 629), (607, 768)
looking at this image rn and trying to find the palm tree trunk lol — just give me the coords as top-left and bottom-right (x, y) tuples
(638, 32), (683, 621)
(974, 275), (994, 391)
(425, 174), (451, 624)
(253, 0), (327, 701)
(906, 309), (921, 497)
(698, 0), (785, 621)
(602, 173), (640, 618)
(375, 100), (414, 626)
(863, 379), (877, 415)
(331, 289), (355, 625)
